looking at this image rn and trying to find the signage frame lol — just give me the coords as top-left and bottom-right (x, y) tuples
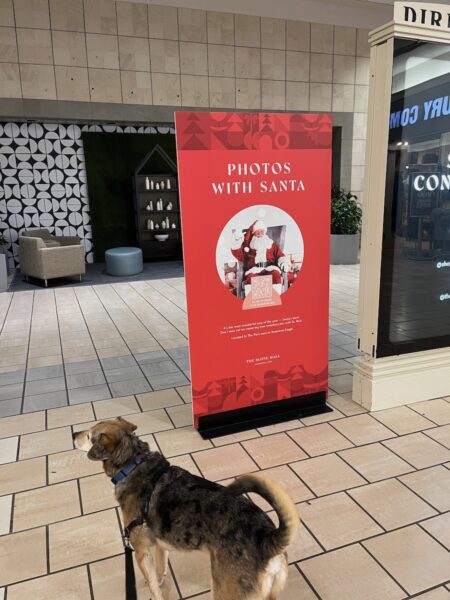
(354, 2), (450, 410)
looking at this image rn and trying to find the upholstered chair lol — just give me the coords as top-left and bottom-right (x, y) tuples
(19, 229), (86, 286)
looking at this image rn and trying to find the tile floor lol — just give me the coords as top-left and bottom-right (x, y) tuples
(0, 264), (449, 599)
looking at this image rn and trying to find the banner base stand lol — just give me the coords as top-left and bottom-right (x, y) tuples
(197, 392), (331, 439)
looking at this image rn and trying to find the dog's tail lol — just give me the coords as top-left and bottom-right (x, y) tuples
(227, 473), (299, 557)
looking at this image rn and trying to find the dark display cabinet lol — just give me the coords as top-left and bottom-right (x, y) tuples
(133, 145), (182, 260)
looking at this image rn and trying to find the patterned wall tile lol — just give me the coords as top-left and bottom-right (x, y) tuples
(0, 122), (174, 268)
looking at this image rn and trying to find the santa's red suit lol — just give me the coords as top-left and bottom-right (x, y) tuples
(231, 220), (290, 296)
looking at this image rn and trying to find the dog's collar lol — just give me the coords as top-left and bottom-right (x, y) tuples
(111, 456), (145, 485)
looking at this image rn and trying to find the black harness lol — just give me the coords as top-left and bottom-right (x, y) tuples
(111, 456), (150, 546)
(123, 495), (150, 546)
(112, 454), (168, 600)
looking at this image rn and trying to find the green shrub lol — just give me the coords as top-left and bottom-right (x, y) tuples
(331, 186), (362, 235)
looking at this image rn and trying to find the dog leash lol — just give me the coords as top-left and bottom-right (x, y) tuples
(122, 495), (150, 600)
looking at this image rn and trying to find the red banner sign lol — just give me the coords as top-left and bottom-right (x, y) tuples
(175, 112), (332, 434)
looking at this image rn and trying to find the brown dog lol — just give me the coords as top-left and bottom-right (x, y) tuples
(73, 417), (299, 600)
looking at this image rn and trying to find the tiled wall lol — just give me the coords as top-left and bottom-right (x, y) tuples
(0, 0), (370, 198)
(0, 122), (174, 267)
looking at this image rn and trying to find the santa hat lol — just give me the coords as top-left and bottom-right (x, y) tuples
(243, 220), (267, 252)
(253, 220), (267, 232)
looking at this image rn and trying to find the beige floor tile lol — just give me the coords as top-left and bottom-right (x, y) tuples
(93, 396), (140, 419)
(48, 449), (103, 484)
(0, 456), (46, 494)
(242, 433), (307, 468)
(363, 525), (450, 595)
(0, 527), (47, 587)
(279, 565), (317, 599)
(13, 480), (81, 531)
(426, 425), (450, 449)
(97, 347), (130, 359)
(338, 443), (414, 482)
(125, 409), (174, 435)
(299, 492), (382, 550)
(29, 346), (62, 358)
(0, 435), (18, 464)
(63, 353), (97, 364)
(175, 385), (191, 402)
(169, 453), (202, 475)
(194, 443), (258, 480)
(170, 549), (211, 597)
(90, 554), (179, 600)
(373, 405), (436, 435)
(212, 428), (260, 446)
(257, 418), (304, 435)
(289, 423), (353, 456)
(28, 355), (63, 368)
(166, 403), (193, 427)
(70, 419), (100, 438)
(19, 426), (73, 460)
(328, 393), (367, 416)
(414, 589), (450, 599)
(291, 454), (365, 496)
(47, 403), (95, 429)
(7, 566), (91, 600)
(0, 495), (12, 535)
(155, 426), (212, 457)
(249, 464), (314, 511)
(399, 465), (450, 511)
(412, 399), (450, 425)
(349, 479), (436, 530)
(137, 388), (184, 411)
(268, 510), (322, 562)
(333, 414), (397, 445)
(49, 509), (123, 571)
(301, 543), (404, 600)
(137, 433), (160, 453)
(300, 407), (344, 425)
(328, 360), (353, 376)
(421, 512), (450, 551)
(286, 521), (323, 561)
(79, 473), (118, 513)
(0, 411), (45, 438)
(384, 432), (450, 469)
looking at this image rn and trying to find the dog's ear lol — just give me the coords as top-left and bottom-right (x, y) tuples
(116, 416), (137, 433)
(87, 433), (111, 461)
(112, 433), (134, 464)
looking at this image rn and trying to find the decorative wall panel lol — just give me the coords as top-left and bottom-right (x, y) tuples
(0, 122), (174, 268)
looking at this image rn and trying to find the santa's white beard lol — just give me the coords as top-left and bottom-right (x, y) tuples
(250, 234), (273, 264)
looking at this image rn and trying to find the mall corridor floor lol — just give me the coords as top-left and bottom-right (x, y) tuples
(0, 265), (449, 599)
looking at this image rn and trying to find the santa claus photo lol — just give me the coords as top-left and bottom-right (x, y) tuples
(216, 205), (304, 302)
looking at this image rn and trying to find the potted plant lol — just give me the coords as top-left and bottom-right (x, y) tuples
(330, 186), (362, 264)
(0, 231), (8, 292)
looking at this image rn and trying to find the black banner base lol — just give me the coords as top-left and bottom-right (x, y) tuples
(197, 392), (331, 439)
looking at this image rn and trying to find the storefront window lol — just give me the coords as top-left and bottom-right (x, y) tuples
(377, 38), (450, 357)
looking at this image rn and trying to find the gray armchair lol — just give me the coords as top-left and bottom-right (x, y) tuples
(19, 229), (86, 286)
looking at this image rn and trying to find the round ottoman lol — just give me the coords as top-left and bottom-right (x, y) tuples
(105, 247), (143, 276)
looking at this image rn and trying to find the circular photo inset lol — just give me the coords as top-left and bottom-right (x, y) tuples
(216, 205), (304, 301)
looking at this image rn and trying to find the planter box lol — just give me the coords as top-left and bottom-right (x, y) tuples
(330, 234), (360, 265)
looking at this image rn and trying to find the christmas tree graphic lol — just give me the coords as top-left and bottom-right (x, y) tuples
(237, 375), (249, 397)
(183, 113), (206, 150)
